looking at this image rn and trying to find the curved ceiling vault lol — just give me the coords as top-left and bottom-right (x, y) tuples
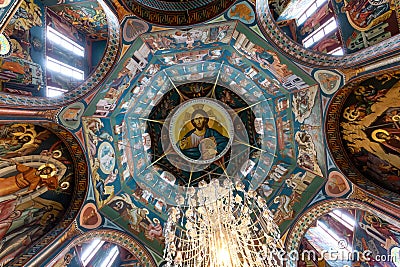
(119, 0), (236, 26)
(82, 18), (327, 256)
(47, 230), (157, 267)
(0, 0), (121, 108)
(256, 0), (400, 68)
(0, 121), (88, 266)
(326, 69), (400, 204)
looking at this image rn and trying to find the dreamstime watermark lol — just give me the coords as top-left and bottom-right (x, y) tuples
(260, 239), (400, 264)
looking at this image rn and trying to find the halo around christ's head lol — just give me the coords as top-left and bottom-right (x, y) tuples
(169, 98), (234, 165)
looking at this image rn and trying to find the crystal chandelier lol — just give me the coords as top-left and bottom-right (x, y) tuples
(163, 178), (283, 267)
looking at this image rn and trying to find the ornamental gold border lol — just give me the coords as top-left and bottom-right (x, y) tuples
(3, 121), (89, 266)
(325, 71), (400, 206)
(49, 229), (157, 267)
(123, 0), (236, 26)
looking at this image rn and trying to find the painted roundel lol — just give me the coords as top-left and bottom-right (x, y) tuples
(124, 63), (277, 206)
(168, 98), (234, 165)
(143, 82), (274, 191)
(98, 142), (115, 174)
(326, 70), (400, 200)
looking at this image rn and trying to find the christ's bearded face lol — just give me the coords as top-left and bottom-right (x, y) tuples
(192, 115), (206, 130)
(40, 167), (53, 175)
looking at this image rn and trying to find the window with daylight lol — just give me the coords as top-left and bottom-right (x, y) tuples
(46, 86), (68, 98)
(329, 209), (355, 230)
(297, 0), (328, 25)
(303, 17), (337, 48)
(81, 239), (105, 266)
(328, 46), (344, 56)
(45, 20), (86, 97)
(46, 57), (85, 80)
(317, 220), (344, 245)
(47, 27), (85, 57)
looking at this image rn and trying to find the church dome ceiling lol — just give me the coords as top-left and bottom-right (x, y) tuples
(81, 19), (327, 255)
(47, 230), (157, 267)
(0, 0), (120, 107)
(257, 0), (400, 68)
(326, 69), (400, 204)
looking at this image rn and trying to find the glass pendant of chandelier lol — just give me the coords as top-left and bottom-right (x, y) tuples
(163, 178), (283, 267)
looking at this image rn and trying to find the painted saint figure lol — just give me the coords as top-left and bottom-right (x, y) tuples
(372, 129), (400, 154)
(178, 109), (229, 160)
(0, 161), (58, 196)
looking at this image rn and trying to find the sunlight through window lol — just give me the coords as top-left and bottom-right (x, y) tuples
(330, 210), (355, 231)
(81, 239), (105, 266)
(47, 27), (84, 57)
(46, 57), (84, 80)
(46, 86), (67, 97)
(296, 0), (328, 25)
(101, 246), (120, 267)
(303, 17), (337, 48)
(328, 47), (344, 55)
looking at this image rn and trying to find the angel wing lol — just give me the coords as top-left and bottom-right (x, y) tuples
(4, 130), (51, 158)
(34, 130), (52, 143)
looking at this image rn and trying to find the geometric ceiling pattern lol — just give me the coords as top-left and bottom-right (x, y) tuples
(82, 18), (326, 255)
(121, 0), (237, 26)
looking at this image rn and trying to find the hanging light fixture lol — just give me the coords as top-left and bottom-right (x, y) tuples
(163, 178), (283, 267)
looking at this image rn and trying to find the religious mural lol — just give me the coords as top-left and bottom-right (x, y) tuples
(78, 17), (325, 254)
(227, 1), (256, 25)
(106, 194), (165, 245)
(88, 39), (151, 117)
(270, 0), (400, 55)
(283, 0), (343, 54)
(0, 123), (78, 266)
(141, 21), (235, 51)
(82, 117), (116, 206)
(298, 208), (400, 267)
(330, 0), (399, 53)
(121, 17), (149, 44)
(299, 209), (356, 266)
(353, 210), (400, 266)
(79, 202), (102, 229)
(313, 69), (343, 95)
(47, 1), (108, 40)
(268, 0), (292, 19)
(1, 0), (44, 95)
(2, 0), (400, 265)
(339, 72), (400, 194)
(325, 69), (400, 207)
(0, 0), (110, 97)
(145, 82), (260, 186)
(325, 171), (351, 197)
